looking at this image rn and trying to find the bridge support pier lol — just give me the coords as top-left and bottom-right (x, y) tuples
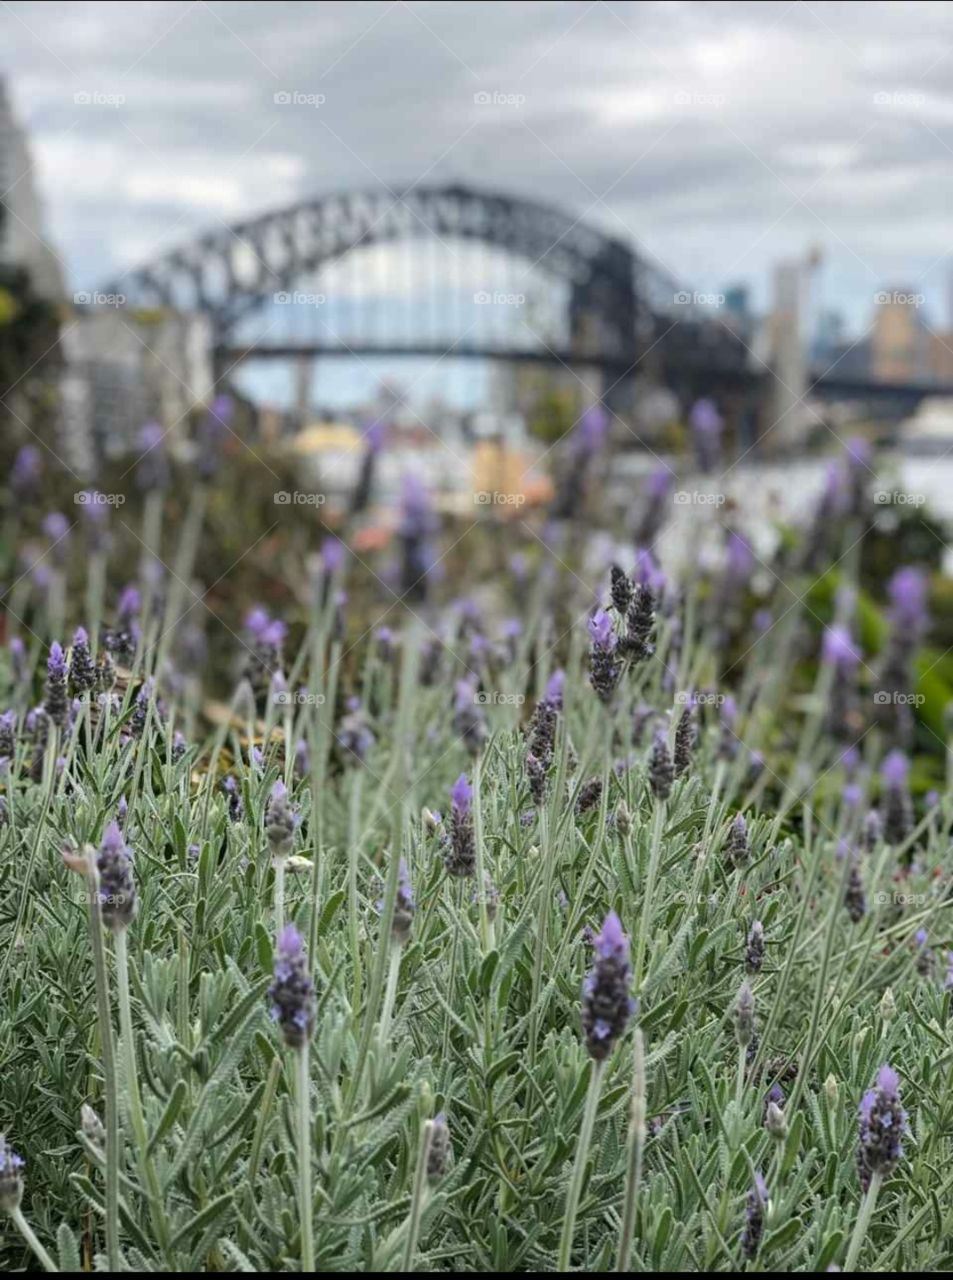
(295, 355), (314, 428)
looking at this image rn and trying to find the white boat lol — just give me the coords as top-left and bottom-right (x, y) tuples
(901, 397), (953, 453)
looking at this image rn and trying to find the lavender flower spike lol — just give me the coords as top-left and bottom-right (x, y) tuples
(741, 1173), (768, 1259)
(581, 911), (636, 1060)
(97, 821), (137, 932)
(856, 1064), (908, 1192)
(445, 773), (476, 878)
(268, 923), (316, 1050)
(44, 642), (70, 729)
(588, 609), (620, 704)
(0, 1135), (25, 1212)
(69, 627), (96, 696)
(266, 780), (297, 858)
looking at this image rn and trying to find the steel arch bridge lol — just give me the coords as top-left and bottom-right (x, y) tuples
(103, 182), (751, 398)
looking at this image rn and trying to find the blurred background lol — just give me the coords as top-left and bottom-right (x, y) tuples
(5, 0), (953, 694)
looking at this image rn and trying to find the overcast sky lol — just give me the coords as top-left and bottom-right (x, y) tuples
(5, 0), (953, 335)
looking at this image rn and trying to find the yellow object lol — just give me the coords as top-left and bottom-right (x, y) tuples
(291, 423), (362, 454)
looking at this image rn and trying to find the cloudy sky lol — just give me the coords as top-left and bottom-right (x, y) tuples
(5, 0), (953, 338)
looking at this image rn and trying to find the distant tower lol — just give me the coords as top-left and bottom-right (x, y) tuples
(0, 77), (65, 298)
(767, 251), (820, 448)
(871, 291), (926, 383)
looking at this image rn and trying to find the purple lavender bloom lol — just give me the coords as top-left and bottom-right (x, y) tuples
(690, 398), (723, 471)
(724, 530), (754, 586)
(856, 1064), (907, 1191)
(244, 606), (271, 641)
(881, 751), (913, 846)
(0, 1135), (25, 1211)
(44, 641), (69, 729)
(10, 445), (42, 497)
(266, 780), (297, 857)
(887, 567), (928, 636)
(9, 638), (27, 685)
(746, 920), (765, 974)
(97, 821), (136, 931)
(338, 698), (376, 765)
(42, 512), (70, 566)
(79, 493), (111, 553)
(321, 536), (346, 577)
(588, 609), (620, 703)
(822, 625), (861, 669)
(581, 911), (636, 1060)
(574, 404), (609, 457)
(268, 924), (315, 1050)
(544, 669), (565, 710)
(69, 627), (96, 697)
(445, 773), (475, 878)
(0, 711), (16, 759)
(398, 473), (438, 603)
(427, 1112), (451, 1181)
(383, 857), (415, 945)
(450, 773), (473, 818)
(648, 729), (674, 800)
(741, 1173), (768, 1259)
(136, 422), (170, 492)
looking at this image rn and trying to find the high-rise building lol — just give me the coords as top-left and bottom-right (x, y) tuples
(870, 291), (927, 383)
(0, 77), (65, 299)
